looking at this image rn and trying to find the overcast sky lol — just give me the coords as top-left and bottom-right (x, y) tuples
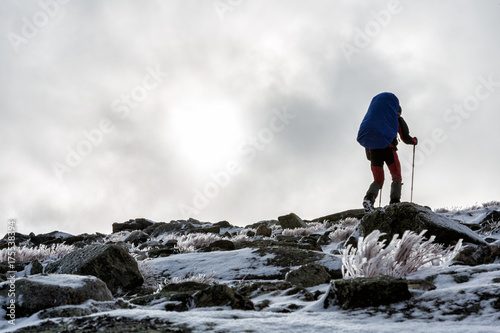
(1, 0), (499, 235)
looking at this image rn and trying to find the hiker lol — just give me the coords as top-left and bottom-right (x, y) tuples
(357, 92), (418, 212)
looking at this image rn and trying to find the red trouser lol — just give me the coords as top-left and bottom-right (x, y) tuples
(369, 147), (402, 186)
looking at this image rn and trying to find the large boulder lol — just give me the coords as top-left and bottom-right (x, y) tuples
(285, 263), (331, 288)
(278, 213), (307, 229)
(309, 209), (365, 224)
(360, 203), (486, 246)
(45, 244), (143, 295)
(112, 218), (154, 233)
(193, 284), (254, 310)
(0, 274), (113, 317)
(324, 275), (411, 309)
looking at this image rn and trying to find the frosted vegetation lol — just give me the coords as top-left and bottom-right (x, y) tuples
(2, 215), (469, 292)
(342, 230), (463, 279)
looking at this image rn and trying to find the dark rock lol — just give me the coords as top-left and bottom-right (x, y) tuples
(203, 240), (235, 252)
(0, 232), (30, 249)
(148, 245), (178, 258)
(278, 213), (307, 229)
(0, 274), (113, 317)
(236, 281), (293, 298)
(299, 235), (322, 251)
(0, 261), (28, 274)
(14, 314), (192, 332)
(112, 218), (154, 233)
(145, 220), (220, 237)
(256, 223), (272, 237)
(64, 233), (105, 246)
(309, 209), (365, 224)
(285, 263), (331, 288)
(38, 299), (134, 319)
(131, 281), (210, 311)
(479, 211), (500, 234)
(193, 284), (254, 310)
(246, 220), (278, 229)
(318, 231), (333, 245)
(28, 231), (74, 246)
(213, 221), (233, 228)
(407, 279), (437, 291)
(360, 202), (486, 246)
(325, 275), (411, 309)
(455, 244), (500, 266)
(122, 230), (150, 246)
(26, 259), (43, 275)
(45, 244), (144, 295)
(197, 225), (221, 234)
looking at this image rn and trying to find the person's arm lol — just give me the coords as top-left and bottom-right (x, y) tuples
(398, 116), (417, 145)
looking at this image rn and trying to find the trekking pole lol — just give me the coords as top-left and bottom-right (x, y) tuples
(379, 188), (382, 208)
(410, 145), (416, 203)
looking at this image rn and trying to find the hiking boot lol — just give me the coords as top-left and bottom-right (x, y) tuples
(363, 199), (374, 213)
(390, 181), (402, 204)
(363, 182), (381, 211)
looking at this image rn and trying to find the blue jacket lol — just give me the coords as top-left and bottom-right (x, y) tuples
(357, 92), (400, 149)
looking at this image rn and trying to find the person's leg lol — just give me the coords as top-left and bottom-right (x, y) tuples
(387, 149), (403, 204)
(364, 149), (384, 210)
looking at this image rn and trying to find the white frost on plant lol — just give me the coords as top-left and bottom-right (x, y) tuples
(329, 218), (359, 243)
(281, 222), (329, 237)
(342, 230), (462, 279)
(0, 243), (75, 263)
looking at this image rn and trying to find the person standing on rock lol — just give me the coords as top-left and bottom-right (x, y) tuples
(357, 92), (418, 212)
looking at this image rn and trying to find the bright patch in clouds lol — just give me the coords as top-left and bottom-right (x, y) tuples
(168, 100), (244, 172)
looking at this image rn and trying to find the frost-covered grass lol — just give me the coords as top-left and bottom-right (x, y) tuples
(329, 218), (359, 242)
(281, 222), (328, 237)
(342, 230), (462, 279)
(435, 201), (500, 213)
(0, 243), (75, 263)
(280, 218), (359, 243)
(150, 231), (252, 253)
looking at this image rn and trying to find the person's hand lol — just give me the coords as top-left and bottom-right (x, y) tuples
(413, 137), (418, 145)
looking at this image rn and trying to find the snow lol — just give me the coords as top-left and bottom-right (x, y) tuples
(8, 274), (98, 289)
(150, 247), (282, 283)
(1, 205), (499, 332)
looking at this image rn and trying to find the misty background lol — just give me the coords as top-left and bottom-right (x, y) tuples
(1, 0), (499, 235)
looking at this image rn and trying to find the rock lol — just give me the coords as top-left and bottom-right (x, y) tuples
(145, 220), (220, 237)
(130, 281), (210, 311)
(255, 223), (272, 237)
(236, 281), (293, 298)
(454, 244), (500, 266)
(278, 213), (307, 229)
(148, 245), (178, 258)
(25, 259), (43, 276)
(213, 221), (233, 228)
(0, 274), (113, 317)
(122, 230), (150, 246)
(479, 211), (500, 234)
(285, 263), (331, 288)
(38, 299), (134, 319)
(309, 209), (365, 224)
(360, 202), (486, 246)
(112, 218), (154, 233)
(203, 240), (235, 252)
(0, 232), (30, 249)
(45, 244), (144, 295)
(193, 284), (254, 310)
(325, 275), (411, 309)
(28, 231), (74, 246)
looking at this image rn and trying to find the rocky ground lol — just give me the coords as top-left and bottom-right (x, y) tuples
(1, 202), (499, 333)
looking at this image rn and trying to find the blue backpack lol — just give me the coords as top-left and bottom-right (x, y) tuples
(357, 92), (399, 149)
